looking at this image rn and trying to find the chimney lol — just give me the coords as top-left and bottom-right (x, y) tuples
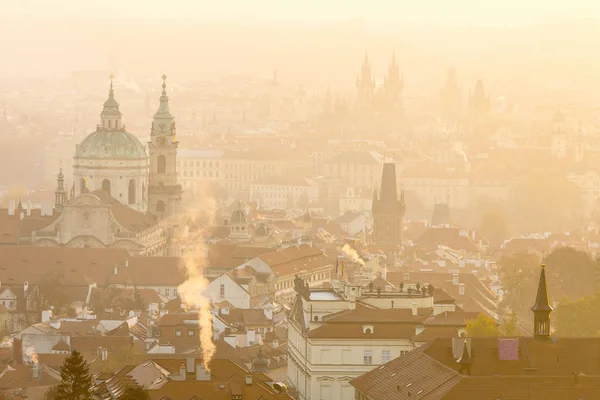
(245, 375), (253, 385)
(186, 357), (194, 374)
(179, 363), (186, 379)
(24, 281), (29, 294)
(125, 258), (129, 267)
(196, 364), (211, 381)
(410, 302), (418, 316)
(26, 202), (31, 216)
(452, 273), (459, 286)
(41, 310), (52, 323)
(113, 266), (118, 275)
(8, 200), (15, 216)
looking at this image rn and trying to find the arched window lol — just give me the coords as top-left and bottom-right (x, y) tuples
(156, 200), (165, 212)
(128, 179), (136, 204)
(102, 179), (111, 195)
(157, 155), (166, 174)
(80, 178), (86, 193)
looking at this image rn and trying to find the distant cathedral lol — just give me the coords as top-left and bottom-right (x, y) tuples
(371, 161), (405, 245)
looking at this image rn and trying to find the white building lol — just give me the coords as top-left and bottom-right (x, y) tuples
(249, 176), (319, 210)
(287, 281), (431, 400)
(203, 273), (251, 309)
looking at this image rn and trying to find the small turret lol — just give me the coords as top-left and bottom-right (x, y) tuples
(531, 264), (553, 341)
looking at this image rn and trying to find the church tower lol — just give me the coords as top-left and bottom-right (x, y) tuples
(372, 161), (405, 245)
(468, 79), (490, 119)
(148, 75), (182, 220)
(356, 52), (375, 106)
(55, 162), (67, 212)
(531, 264), (553, 341)
(384, 52), (403, 104)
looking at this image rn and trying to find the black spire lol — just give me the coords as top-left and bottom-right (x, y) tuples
(55, 161), (67, 211)
(531, 264), (553, 341)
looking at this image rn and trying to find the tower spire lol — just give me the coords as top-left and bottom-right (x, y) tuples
(151, 74), (175, 135)
(55, 160), (67, 212)
(532, 264), (553, 341)
(100, 73), (122, 130)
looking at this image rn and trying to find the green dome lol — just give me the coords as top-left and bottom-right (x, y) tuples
(75, 130), (147, 160)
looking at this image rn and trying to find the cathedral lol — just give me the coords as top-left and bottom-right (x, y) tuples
(26, 75), (182, 255)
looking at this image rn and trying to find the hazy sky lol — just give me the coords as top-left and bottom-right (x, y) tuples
(5, 0), (600, 26)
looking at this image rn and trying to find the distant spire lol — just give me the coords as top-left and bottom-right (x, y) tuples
(101, 73), (122, 129)
(55, 160), (67, 211)
(532, 264), (553, 341)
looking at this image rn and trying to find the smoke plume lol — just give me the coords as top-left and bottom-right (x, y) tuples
(176, 193), (217, 372)
(340, 244), (365, 268)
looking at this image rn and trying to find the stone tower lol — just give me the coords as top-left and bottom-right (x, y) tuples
(148, 75), (182, 220)
(372, 161), (405, 245)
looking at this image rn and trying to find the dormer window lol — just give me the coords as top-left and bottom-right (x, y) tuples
(362, 325), (374, 334)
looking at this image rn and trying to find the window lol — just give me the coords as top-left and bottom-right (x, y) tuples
(79, 177), (86, 193)
(382, 350), (391, 364)
(176, 330), (182, 337)
(164, 289), (170, 297)
(188, 329), (195, 336)
(158, 155), (167, 174)
(102, 179), (111, 195)
(363, 350), (373, 365)
(220, 284), (225, 297)
(400, 350), (409, 356)
(173, 288), (177, 297)
(156, 200), (166, 212)
(128, 179), (136, 204)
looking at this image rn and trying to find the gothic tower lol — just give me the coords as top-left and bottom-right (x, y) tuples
(531, 264), (553, 341)
(384, 52), (403, 104)
(148, 75), (182, 220)
(356, 52), (375, 106)
(55, 162), (67, 212)
(468, 79), (490, 118)
(372, 161), (405, 245)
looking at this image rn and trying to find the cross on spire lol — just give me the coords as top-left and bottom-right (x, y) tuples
(109, 73), (114, 93)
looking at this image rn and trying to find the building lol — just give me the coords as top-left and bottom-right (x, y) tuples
(350, 265), (600, 400)
(249, 176), (319, 210)
(72, 77), (149, 213)
(372, 162), (405, 246)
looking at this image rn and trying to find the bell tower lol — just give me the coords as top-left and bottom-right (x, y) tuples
(148, 75), (182, 220)
(531, 264), (553, 341)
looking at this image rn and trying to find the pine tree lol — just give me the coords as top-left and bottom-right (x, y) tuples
(56, 350), (93, 400)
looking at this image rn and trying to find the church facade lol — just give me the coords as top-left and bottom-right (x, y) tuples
(28, 75), (183, 255)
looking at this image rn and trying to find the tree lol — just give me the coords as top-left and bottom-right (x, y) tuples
(427, 283), (434, 296)
(26, 272), (71, 323)
(120, 385), (150, 400)
(543, 247), (597, 301)
(499, 312), (520, 336)
(465, 313), (499, 337)
(132, 287), (145, 311)
(498, 252), (540, 321)
(44, 386), (58, 400)
(56, 350), (93, 400)
(479, 211), (508, 247)
(554, 291), (600, 337)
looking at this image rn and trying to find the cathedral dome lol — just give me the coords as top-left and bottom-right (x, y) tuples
(230, 202), (247, 225)
(75, 130), (147, 160)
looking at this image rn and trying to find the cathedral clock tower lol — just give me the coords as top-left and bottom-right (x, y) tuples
(148, 75), (182, 220)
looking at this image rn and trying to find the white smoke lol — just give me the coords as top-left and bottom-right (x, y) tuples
(340, 244), (365, 268)
(176, 191), (218, 372)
